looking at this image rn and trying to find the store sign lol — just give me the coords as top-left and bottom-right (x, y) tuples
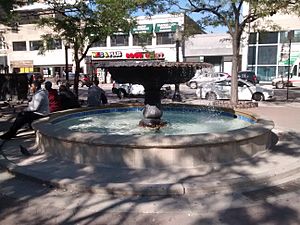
(92, 51), (122, 59)
(126, 51), (165, 60)
(132, 24), (153, 34)
(155, 22), (178, 33)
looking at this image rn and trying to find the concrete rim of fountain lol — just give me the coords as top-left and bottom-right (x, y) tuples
(32, 103), (274, 169)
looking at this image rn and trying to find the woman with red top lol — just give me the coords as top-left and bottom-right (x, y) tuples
(45, 81), (61, 112)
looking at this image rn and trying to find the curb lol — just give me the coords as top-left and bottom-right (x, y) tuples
(1, 152), (300, 197)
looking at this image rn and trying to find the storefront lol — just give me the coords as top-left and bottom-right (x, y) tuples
(89, 49), (167, 83)
(245, 30), (300, 81)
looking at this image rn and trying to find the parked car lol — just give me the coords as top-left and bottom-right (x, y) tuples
(238, 70), (260, 84)
(112, 82), (172, 98)
(271, 75), (293, 89)
(186, 72), (230, 89)
(55, 73), (93, 87)
(196, 78), (274, 101)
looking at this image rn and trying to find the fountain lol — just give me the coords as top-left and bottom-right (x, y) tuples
(32, 61), (274, 169)
(104, 61), (204, 127)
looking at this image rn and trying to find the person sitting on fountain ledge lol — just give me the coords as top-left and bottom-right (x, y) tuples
(87, 80), (107, 107)
(58, 84), (80, 110)
(0, 80), (50, 140)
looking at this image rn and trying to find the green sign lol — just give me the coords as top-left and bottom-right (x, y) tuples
(132, 24), (153, 34)
(155, 22), (178, 33)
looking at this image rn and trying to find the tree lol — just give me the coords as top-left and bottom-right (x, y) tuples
(152, 0), (295, 105)
(38, 0), (149, 97)
(0, 0), (35, 25)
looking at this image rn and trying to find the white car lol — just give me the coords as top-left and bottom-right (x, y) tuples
(112, 83), (172, 98)
(271, 75), (300, 89)
(186, 72), (230, 89)
(196, 79), (274, 101)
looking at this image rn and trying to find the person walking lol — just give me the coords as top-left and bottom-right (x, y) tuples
(87, 80), (107, 107)
(0, 80), (49, 140)
(45, 81), (61, 112)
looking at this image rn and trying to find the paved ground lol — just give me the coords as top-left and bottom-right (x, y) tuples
(1, 86), (300, 225)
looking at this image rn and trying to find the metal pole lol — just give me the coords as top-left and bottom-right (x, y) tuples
(65, 45), (69, 81)
(287, 38), (291, 101)
(287, 31), (294, 101)
(172, 39), (182, 102)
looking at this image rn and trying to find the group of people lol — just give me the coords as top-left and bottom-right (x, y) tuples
(0, 79), (107, 141)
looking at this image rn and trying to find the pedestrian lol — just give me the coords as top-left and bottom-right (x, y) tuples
(0, 80), (49, 140)
(87, 80), (107, 107)
(58, 84), (80, 110)
(45, 81), (61, 112)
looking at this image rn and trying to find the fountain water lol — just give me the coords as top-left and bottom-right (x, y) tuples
(102, 61), (208, 127)
(32, 61), (274, 169)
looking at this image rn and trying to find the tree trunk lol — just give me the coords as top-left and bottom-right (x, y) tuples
(230, 32), (241, 106)
(73, 48), (80, 98)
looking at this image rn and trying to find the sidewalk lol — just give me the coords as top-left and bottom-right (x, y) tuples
(1, 100), (300, 224)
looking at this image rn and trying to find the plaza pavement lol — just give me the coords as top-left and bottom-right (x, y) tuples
(1, 93), (300, 224)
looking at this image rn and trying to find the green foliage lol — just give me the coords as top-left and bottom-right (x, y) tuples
(38, 0), (147, 61)
(0, 0), (35, 25)
(150, 0), (296, 105)
(37, 0), (153, 97)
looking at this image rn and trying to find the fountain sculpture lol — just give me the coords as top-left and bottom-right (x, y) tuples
(32, 61), (274, 169)
(102, 61), (207, 127)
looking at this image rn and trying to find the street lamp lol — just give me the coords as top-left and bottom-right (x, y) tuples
(64, 41), (70, 81)
(287, 30), (294, 101)
(172, 25), (183, 102)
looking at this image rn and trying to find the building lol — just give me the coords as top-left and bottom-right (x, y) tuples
(0, 2), (72, 76)
(87, 13), (203, 83)
(184, 33), (234, 74)
(241, 6), (300, 82)
(0, 1), (203, 82)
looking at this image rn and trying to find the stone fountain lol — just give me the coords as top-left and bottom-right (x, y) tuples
(101, 61), (211, 127)
(32, 61), (274, 169)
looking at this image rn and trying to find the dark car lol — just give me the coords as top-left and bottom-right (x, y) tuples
(238, 71), (259, 84)
(55, 73), (92, 87)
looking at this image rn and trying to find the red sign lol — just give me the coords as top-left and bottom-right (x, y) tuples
(126, 52), (164, 60)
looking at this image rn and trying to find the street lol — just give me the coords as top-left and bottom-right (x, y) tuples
(75, 82), (300, 104)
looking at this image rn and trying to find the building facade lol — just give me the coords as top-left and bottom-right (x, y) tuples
(242, 6), (300, 82)
(87, 14), (203, 83)
(184, 33), (234, 74)
(0, 2), (203, 82)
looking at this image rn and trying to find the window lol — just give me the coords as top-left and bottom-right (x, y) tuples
(258, 46), (277, 65)
(47, 39), (62, 50)
(110, 34), (129, 47)
(280, 30), (300, 43)
(0, 35), (5, 49)
(248, 46), (256, 65)
(248, 33), (257, 44)
(278, 66), (289, 76)
(258, 32), (278, 44)
(257, 66), (276, 81)
(29, 40), (43, 51)
(12, 41), (26, 51)
(18, 12), (40, 25)
(156, 32), (175, 45)
(91, 39), (106, 47)
(133, 34), (152, 46)
(238, 81), (248, 87)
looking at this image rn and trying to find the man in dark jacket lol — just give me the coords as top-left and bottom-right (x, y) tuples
(58, 84), (80, 110)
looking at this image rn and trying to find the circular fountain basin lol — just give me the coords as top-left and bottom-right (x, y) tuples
(32, 103), (274, 169)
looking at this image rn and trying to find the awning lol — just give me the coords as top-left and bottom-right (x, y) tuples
(155, 22), (178, 33)
(131, 24), (153, 34)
